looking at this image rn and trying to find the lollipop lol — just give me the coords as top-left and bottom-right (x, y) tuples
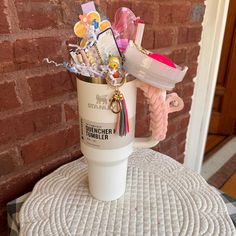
(112, 7), (139, 52)
(74, 11), (111, 47)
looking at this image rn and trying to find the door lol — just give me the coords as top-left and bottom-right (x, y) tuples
(208, 0), (236, 136)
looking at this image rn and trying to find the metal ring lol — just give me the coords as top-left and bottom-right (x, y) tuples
(109, 98), (121, 114)
(105, 73), (127, 89)
(77, 73), (135, 85)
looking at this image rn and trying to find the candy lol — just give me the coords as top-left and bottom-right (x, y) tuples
(87, 11), (101, 24)
(99, 20), (111, 31)
(74, 22), (87, 38)
(74, 10), (112, 48)
(80, 38), (88, 48)
(109, 56), (120, 70)
(112, 7), (139, 51)
(79, 14), (91, 25)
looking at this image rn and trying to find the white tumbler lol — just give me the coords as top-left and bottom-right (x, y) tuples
(77, 75), (160, 201)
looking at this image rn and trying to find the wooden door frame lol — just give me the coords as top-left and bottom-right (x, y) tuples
(184, 0), (230, 173)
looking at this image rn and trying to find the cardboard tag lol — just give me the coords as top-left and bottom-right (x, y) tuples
(81, 1), (96, 14)
(96, 28), (121, 62)
(87, 44), (103, 65)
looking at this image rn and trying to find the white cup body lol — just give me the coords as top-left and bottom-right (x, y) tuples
(77, 78), (137, 201)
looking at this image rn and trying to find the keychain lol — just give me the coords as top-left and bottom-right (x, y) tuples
(106, 68), (129, 137)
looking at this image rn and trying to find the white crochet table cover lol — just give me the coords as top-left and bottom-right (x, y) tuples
(19, 149), (236, 236)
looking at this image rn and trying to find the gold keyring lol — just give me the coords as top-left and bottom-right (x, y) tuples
(110, 98), (121, 114)
(105, 73), (127, 89)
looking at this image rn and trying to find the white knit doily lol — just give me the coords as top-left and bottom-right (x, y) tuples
(19, 149), (235, 236)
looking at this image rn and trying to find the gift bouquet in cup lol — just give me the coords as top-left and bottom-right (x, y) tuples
(55, 1), (188, 140)
(46, 1), (188, 201)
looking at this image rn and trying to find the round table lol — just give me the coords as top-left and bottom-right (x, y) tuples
(19, 149), (235, 235)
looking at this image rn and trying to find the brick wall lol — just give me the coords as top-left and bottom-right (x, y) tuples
(0, 0), (205, 233)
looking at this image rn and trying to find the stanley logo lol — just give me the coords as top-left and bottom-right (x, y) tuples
(88, 94), (109, 110)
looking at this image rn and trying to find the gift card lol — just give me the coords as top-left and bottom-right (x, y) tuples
(87, 44), (103, 65)
(96, 28), (121, 63)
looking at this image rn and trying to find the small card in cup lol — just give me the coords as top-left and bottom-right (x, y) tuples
(96, 28), (121, 62)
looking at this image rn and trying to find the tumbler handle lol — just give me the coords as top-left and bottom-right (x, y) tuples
(133, 81), (184, 149)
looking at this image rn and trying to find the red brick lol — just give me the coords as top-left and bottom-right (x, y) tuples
(27, 71), (74, 101)
(187, 45), (200, 62)
(0, 81), (20, 112)
(14, 37), (63, 70)
(184, 62), (198, 82)
(178, 26), (202, 44)
(178, 114), (190, 131)
(158, 4), (172, 24)
(135, 116), (150, 138)
(182, 82), (194, 98)
(136, 102), (148, 119)
(159, 3), (191, 24)
(152, 144), (160, 152)
(0, 41), (14, 72)
(64, 99), (78, 121)
(132, 2), (156, 24)
(21, 125), (80, 163)
(175, 130), (187, 144)
(142, 29), (154, 49)
(173, 82), (183, 97)
(163, 146), (177, 159)
(137, 89), (147, 105)
(172, 3), (191, 23)
(165, 120), (177, 139)
(0, 148), (21, 176)
(40, 146), (82, 176)
(154, 28), (175, 49)
(0, 2), (10, 33)
(176, 153), (185, 163)
(190, 3), (205, 23)
(60, 0), (83, 26)
(0, 41), (13, 62)
(177, 141), (186, 155)
(15, 0), (62, 30)
(0, 167), (41, 204)
(159, 136), (175, 152)
(0, 105), (61, 145)
(106, 1), (132, 21)
(135, 120), (150, 137)
(136, 90), (149, 131)
(66, 35), (78, 46)
(169, 47), (187, 65)
(0, 207), (7, 235)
